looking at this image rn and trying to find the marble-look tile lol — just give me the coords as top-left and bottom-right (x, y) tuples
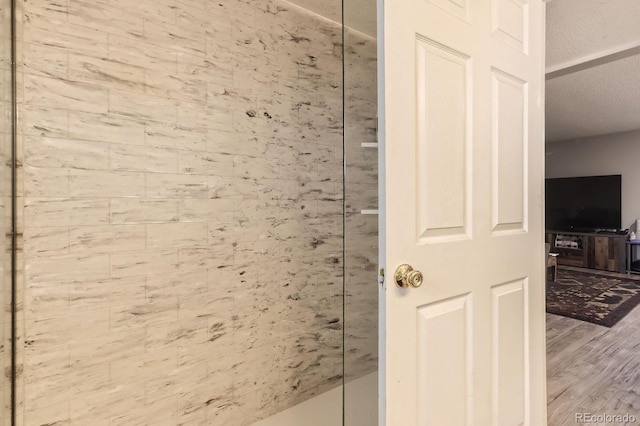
(146, 173), (210, 198)
(23, 370), (71, 412)
(69, 169), (145, 197)
(205, 315), (235, 349)
(69, 381), (145, 425)
(234, 155), (280, 180)
(68, 224), (146, 253)
(17, 1), (382, 424)
(110, 248), (179, 278)
(109, 396), (178, 426)
(146, 362), (208, 404)
(108, 34), (178, 73)
(25, 308), (110, 346)
(179, 290), (235, 321)
(299, 180), (337, 200)
(26, 253), (110, 285)
(21, 105), (69, 138)
(68, 110), (146, 145)
(176, 386), (210, 426)
(23, 21), (109, 58)
(21, 0), (68, 22)
(255, 180), (301, 201)
(23, 226), (70, 257)
(258, 218), (300, 242)
(147, 222), (208, 248)
(69, 329), (146, 369)
(300, 216), (338, 238)
(109, 0), (177, 26)
(178, 150), (234, 176)
(175, 0), (207, 14)
(177, 101), (234, 131)
(110, 297), (179, 333)
(69, 276), (146, 311)
(23, 74), (109, 114)
(145, 318), (209, 353)
(205, 390), (239, 425)
(109, 89), (178, 124)
(144, 19), (206, 55)
(176, 52), (233, 87)
(67, 0), (145, 39)
(22, 42), (68, 79)
(24, 198), (110, 227)
(208, 261), (257, 294)
(24, 136), (109, 170)
(277, 160), (318, 182)
(147, 269), (208, 301)
(109, 348), (178, 385)
(232, 239), (278, 265)
(145, 71), (208, 104)
(178, 198), (234, 222)
(68, 53), (146, 92)
(177, 246), (234, 270)
(23, 401), (70, 426)
(145, 122), (208, 152)
(24, 281), (69, 320)
(109, 144), (179, 173)
(24, 166), (69, 197)
(177, 319), (234, 367)
(209, 176), (260, 199)
(209, 219), (259, 245)
(110, 198), (179, 224)
(342, 32), (379, 386)
(207, 85), (258, 116)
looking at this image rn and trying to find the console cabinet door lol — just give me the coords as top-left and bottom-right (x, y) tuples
(547, 233), (625, 273)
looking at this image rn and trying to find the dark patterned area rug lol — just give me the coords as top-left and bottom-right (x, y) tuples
(547, 268), (640, 327)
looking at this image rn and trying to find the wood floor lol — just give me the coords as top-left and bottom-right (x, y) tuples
(547, 269), (640, 425)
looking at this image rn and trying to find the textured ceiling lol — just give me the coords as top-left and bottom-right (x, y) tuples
(546, 0), (640, 142)
(546, 0), (640, 68)
(546, 54), (640, 142)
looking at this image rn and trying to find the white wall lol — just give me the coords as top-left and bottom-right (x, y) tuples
(546, 129), (640, 230)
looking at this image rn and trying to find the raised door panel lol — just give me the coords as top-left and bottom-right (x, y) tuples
(490, 68), (527, 235)
(416, 37), (472, 243)
(417, 295), (472, 425)
(491, 279), (528, 426)
(426, 0), (471, 22)
(492, 0), (529, 53)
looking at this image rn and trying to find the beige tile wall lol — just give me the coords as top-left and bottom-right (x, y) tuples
(12, 0), (372, 424)
(1, 0), (12, 422)
(344, 28), (378, 383)
(12, 1), (379, 425)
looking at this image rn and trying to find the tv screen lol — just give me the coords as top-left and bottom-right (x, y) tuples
(545, 175), (621, 232)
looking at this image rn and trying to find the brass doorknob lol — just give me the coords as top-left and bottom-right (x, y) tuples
(394, 264), (424, 288)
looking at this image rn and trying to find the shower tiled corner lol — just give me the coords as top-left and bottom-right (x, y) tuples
(10, 0), (379, 424)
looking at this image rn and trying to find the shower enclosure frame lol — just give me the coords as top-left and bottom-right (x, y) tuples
(8, 0), (18, 422)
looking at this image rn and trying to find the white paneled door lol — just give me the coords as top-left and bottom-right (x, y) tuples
(381, 0), (547, 424)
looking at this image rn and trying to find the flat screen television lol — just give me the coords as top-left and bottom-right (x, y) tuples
(545, 175), (622, 232)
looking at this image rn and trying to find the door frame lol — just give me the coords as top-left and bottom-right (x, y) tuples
(376, 0), (387, 423)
